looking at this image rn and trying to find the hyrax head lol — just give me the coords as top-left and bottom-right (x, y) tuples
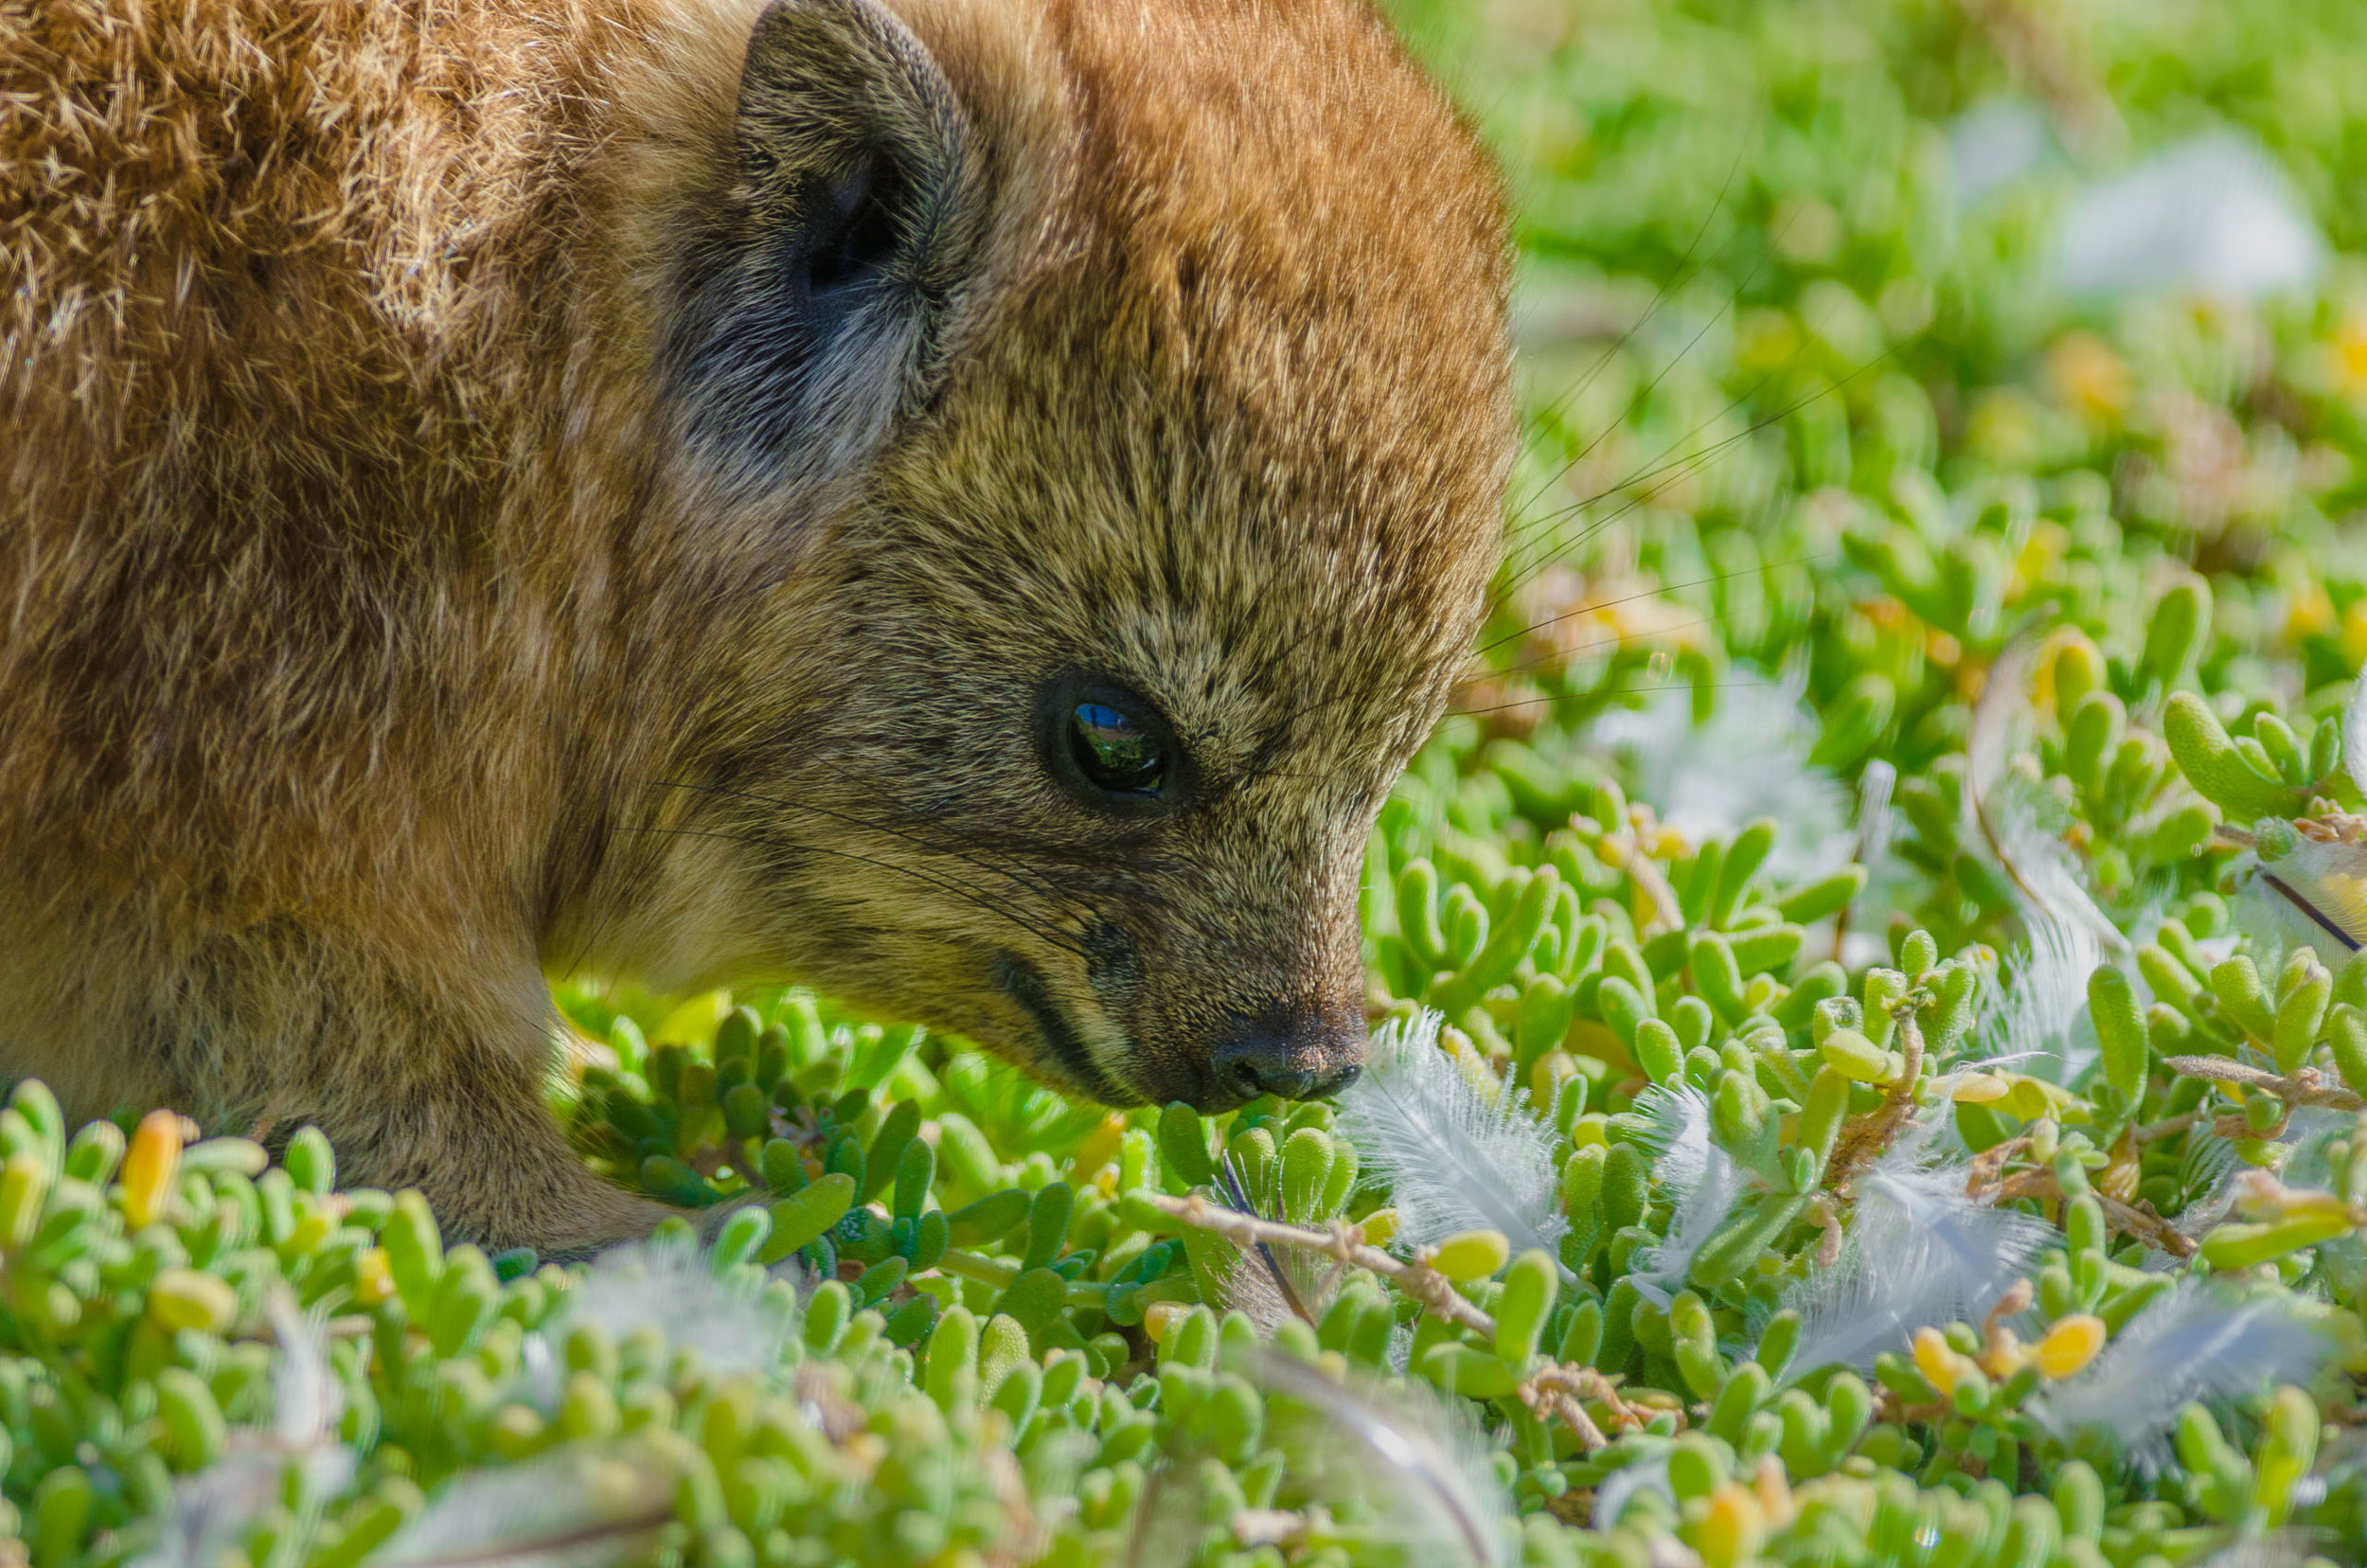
(633, 0), (1510, 1111)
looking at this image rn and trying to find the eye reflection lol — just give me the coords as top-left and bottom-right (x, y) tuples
(1068, 702), (1165, 794)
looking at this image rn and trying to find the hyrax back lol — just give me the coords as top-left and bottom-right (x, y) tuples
(0, 0), (1512, 1252)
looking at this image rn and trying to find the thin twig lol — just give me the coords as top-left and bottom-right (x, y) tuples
(1143, 1193), (1652, 1443)
(2132, 1109), (2202, 1145)
(1973, 1167), (2197, 1258)
(1144, 1193), (1494, 1337)
(1825, 1007), (1928, 1185)
(2162, 1056), (2366, 1114)
(1516, 1367), (1619, 1451)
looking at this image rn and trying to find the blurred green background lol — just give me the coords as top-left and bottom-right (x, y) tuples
(1392, 0), (2367, 578)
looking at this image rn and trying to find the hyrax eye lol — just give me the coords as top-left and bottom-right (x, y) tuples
(1068, 703), (1166, 795)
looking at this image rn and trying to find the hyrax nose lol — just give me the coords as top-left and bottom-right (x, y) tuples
(1206, 1009), (1362, 1105)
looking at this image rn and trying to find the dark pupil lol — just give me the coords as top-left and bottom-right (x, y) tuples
(1069, 704), (1164, 793)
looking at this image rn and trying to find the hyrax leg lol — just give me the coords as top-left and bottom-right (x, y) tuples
(14, 922), (667, 1257)
(286, 1015), (671, 1258)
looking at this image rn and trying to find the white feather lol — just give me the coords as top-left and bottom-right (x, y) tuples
(1592, 669), (1853, 879)
(537, 1236), (792, 1397)
(133, 1462), (286, 1568)
(1590, 1452), (1674, 1530)
(1625, 1085), (1711, 1194)
(1841, 758), (1913, 970)
(375, 1442), (679, 1568)
(1977, 909), (2104, 1083)
(2055, 134), (2323, 301)
(2033, 1282), (2333, 1470)
(134, 1293), (353, 1568)
(268, 1293), (341, 1451)
(1781, 1142), (2051, 1378)
(1255, 1352), (1517, 1568)
(1211, 1156), (1347, 1333)
(2172, 1131), (2245, 1256)
(2239, 837), (2367, 964)
(2191, 1537), (2322, 1568)
(1967, 638), (2125, 955)
(1624, 1084), (1745, 1309)
(1335, 1011), (1569, 1275)
(2169, 1109), (2356, 1266)
(1856, 760), (1898, 868)
(2346, 668), (2367, 801)
(1629, 1145), (1743, 1310)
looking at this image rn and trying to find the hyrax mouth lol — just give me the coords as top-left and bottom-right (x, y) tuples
(991, 951), (1362, 1112)
(992, 951), (1137, 1105)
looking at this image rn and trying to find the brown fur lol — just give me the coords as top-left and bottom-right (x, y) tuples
(0, 0), (1511, 1250)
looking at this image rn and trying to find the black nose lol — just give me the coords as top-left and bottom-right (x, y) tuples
(1204, 1012), (1362, 1106)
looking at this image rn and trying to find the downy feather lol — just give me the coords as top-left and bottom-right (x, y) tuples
(375, 1442), (679, 1568)
(1856, 759), (1898, 870)
(1781, 1137), (2050, 1378)
(135, 1293), (353, 1568)
(2171, 1131), (2246, 1256)
(2344, 667), (2367, 801)
(1967, 636), (2126, 955)
(1335, 1010), (1569, 1274)
(1590, 1452), (1675, 1531)
(1841, 759), (1912, 971)
(1255, 1352), (1517, 1568)
(1625, 1085), (1746, 1309)
(1593, 667), (1852, 881)
(2241, 836), (2367, 961)
(1977, 907), (2104, 1083)
(2033, 1281), (2333, 1470)
(1624, 1084), (1712, 1193)
(1214, 1152), (1344, 1332)
(2191, 1535), (2325, 1568)
(542, 1235), (792, 1388)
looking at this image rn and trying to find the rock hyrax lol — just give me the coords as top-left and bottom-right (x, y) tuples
(0, 0), (1512, 1251)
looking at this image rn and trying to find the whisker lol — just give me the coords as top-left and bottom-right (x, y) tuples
(1451, 677), (1780, 722)
(650, 774), (1199, 935)
(1515, 171), (1790, 524)
(1473, 555), (1827, 662)
(1491, 347), (1891, 614)
(650, 777), (1097, 920)
(1515, 205), (1789, 556)
(614, 822), (1095, 962)
(1463, 613), (1721, 688)
(1504, 334), (1814, 570)
(1514, 124), (1760, 504)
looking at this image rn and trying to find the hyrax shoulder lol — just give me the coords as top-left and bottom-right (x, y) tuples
(0, 0), (1512, 1251)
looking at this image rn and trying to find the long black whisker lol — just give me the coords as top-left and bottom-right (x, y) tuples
(1451, 678), (1782, 721)
(1506, 195), (1799, 562)
(1505, 334), (1812, 576)
(1473, 554), (1826, 662)
(1514, 125), (1760, 505)
(1493, 347), (1891, 615)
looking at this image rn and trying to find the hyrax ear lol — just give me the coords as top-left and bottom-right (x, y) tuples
(661, 0), (990, 489)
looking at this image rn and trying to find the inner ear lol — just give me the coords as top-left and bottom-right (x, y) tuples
(661, 0), (988, 489)
(801, 151), (903, 294)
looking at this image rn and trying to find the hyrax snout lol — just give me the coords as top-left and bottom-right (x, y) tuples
(0, 0), (1512, 1250)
